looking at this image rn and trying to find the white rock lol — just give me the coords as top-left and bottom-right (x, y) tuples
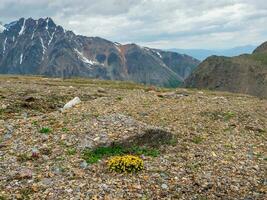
(161, 183), (168, 190)
(61, 97), (81, 111)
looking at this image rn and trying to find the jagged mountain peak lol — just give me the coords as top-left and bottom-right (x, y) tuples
(3, 17), (64, 38)
(0, 17), (199, 87)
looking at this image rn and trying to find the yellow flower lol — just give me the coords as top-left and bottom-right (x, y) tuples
(107, 155), (144, 173)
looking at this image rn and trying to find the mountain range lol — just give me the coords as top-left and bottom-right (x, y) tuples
(0, 17), (199, 87)
(169, 45), (256, 61)
(185, 42), (267, 99)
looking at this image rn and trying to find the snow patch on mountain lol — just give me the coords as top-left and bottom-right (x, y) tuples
(40, 37), (47, 60)
(74, 48), (98, 66)
(31, 20), (39, 40)
(48, 29), (56, 46)
(19, 19), (26, 35)
(0, 24), (6, 33)
(45, 18), (49, 30)
(20, 54), (23, 64)
(114, 44), (121, 52)
(3, 37), (7, 54)
(156, 51), (162, 58)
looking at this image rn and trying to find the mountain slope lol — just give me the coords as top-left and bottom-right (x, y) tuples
(0, 17), (199, 87)
(185, 42), (267, 98)
(170, 45), (256, 61)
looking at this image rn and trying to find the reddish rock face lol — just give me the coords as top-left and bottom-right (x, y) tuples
(0, 18), (199, 87)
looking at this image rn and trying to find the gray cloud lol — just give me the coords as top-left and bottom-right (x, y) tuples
(0, 0), (267, 48)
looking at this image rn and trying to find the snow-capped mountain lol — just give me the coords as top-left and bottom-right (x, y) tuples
(0, 17), (199, 87)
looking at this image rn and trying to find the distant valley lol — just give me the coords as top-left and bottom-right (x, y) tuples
(169, 45), (256, 61)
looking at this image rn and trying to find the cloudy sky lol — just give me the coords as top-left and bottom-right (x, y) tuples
(1, 0), (267, 49)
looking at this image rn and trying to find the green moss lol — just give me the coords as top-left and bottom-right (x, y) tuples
(19, 187), (34, 200)
(0, 195), (7, 200)
(61, 127), (69, 132)
(201, 110), (235, 121)
(82, 145), (159, 164)
(116, 96), (123, 101)
(223, 111), (235, 121)
(32, 120), (38, 126)
(39, 127), (52, 134)
(82, 145), (123, 164)
(66, 148), (77, 155)
(192, 136), (203, 144)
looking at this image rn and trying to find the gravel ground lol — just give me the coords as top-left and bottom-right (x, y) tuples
(0, 76), (266, 200)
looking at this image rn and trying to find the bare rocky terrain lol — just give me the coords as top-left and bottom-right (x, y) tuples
(0, 76), (266, 199)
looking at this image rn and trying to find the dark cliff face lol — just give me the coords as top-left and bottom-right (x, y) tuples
(0, 17), (200, 87)
(185, 43), (267, 99)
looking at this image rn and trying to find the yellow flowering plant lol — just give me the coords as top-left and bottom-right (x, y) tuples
(107, 155), (144, 173)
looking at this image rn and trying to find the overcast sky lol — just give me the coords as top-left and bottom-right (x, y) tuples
(1, 0), (267, 49)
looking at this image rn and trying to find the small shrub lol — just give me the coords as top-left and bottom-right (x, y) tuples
(192, 136), (203, 144)
(67, 148), (77, 155)
(62, 127), (69, 132)
(19, 187), (34, 199)
(116, 96), (123, 101)
(0, 195), (7, 200)
(17, 153), (32, 162)
(108, 155), (144, 173)
(32, 120), (38, 126)
(39, 127), (51, 134)
(223, 111), (235, 121)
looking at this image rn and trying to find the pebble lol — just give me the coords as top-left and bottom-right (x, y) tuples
(80, 161), (88, 169)
(41, 178), (53, 186)
(161, 183), (168, 190)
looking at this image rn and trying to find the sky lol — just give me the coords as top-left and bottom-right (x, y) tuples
(0, 0), (267, 49)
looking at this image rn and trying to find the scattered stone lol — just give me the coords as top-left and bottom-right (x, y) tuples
(61, 97), (81, 111)
(157, 92), (176, 98)
(17, 169), (33, 180)
(245, 125), (265, 133)
(97, 87), (106, 93)
(31, 147), (40, 158)
(161, 183), (168, 190)
(80, 161), (88, 169)
(24, 96), (35, 102)
(41, 178), (53, 186)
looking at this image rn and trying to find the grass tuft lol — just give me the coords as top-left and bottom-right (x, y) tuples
(39, 127), (52, 134)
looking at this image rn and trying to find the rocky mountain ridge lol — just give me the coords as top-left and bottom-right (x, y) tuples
(185, 42), (267, 98)
(0, 17), (199, 87)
